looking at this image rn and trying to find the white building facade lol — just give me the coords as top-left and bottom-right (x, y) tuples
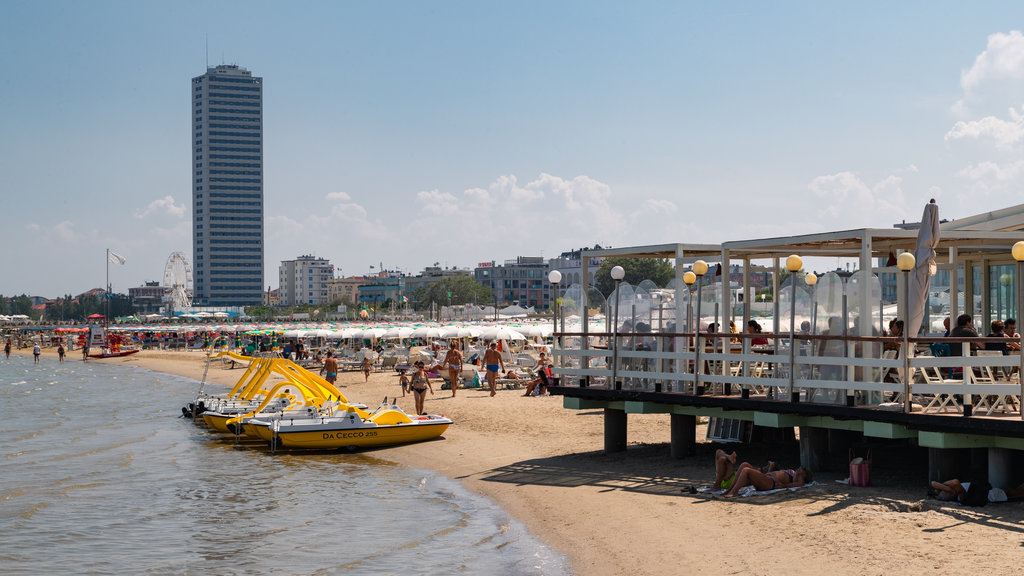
(279, 256), (334, 306)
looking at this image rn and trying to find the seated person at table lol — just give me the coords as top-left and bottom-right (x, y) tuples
(986, 320), (1010, 354)
(747, 320), (769, 346)
(947, 314), (980, 356)
(722, 463), (812, 498)
(713, 449), (778, 491)
(884, 320), (904, 352)
(1004, 318), (1021, 351)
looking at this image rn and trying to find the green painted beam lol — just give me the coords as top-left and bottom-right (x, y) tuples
(755, 412), (806, 428)
(918, 431), (997, 449)
(863, 421), (916, 439)
(670, 406), (756, 421)
(563, 398), (625, 411)
(805, 416), (864, 432)
(625, 401), (674, 414)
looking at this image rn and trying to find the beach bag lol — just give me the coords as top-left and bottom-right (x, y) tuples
(849, 449), (871, 487)
(963, 481), (991, 507)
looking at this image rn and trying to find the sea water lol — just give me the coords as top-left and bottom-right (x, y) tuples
(0, 356), (569, 575)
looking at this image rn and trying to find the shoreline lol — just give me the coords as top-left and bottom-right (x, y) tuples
(15, 347), (1024, 575)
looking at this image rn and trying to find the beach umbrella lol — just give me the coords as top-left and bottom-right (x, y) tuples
(383, 326), (415, 339)
(908, 200), (940, 337)
(410, 326), (445, 339)
(481, 326), (526, 341)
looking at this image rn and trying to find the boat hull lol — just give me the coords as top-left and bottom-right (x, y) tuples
(88, 349), (140, 359)
(274, 421), (450, 449)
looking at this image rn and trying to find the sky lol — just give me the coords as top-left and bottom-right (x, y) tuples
(3, 1), (1024, 298)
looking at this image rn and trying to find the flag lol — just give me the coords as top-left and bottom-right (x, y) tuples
(402, 296), (408, 303)
(108, 251), (126, 265)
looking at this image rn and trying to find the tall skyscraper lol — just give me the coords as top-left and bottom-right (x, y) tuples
(191, 64), (264, 306)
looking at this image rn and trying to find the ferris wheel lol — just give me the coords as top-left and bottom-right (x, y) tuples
(163, 251), (193, 310)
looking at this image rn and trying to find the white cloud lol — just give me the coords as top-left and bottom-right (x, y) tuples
(326, 191), (351, 202)
(955, 159), (1024, 182)
(945, 108), (1024, 149)
(961, 31), (1024, 92)
(954, 30), (1024, 116)
(808, 172), (906, 223)
(134, 195), (186, 219)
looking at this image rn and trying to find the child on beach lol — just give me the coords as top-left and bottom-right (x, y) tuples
(399, 369), (409, 397)
(361, 356), (372, 382)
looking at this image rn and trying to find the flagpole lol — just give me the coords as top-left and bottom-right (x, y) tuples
(105, 249), (110, 331)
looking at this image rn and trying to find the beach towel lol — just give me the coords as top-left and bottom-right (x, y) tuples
(698, 481), (820, 497)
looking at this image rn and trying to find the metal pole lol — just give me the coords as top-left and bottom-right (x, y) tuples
(612, 280), (621, 390)
(1019, 261), (1024, 421)
(552, 281), (558, 376)
(789, 282), (797, 402)
(903, 270), (912, 413)
(694, 281), (703, 395)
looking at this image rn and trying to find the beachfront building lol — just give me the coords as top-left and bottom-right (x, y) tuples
(549, 202), (1024, 487)
(358, 273), (406, 315)
(327, 276), (365, 307)
(475, 256), (552, 311)
(547, 246), (605, 291)
(404, 266), (473, 299)
(191, 64), (264, 307)
(278, 255), (334, 306)
(128, 281), (165, 316)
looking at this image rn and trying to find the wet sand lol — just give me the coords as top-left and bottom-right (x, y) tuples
(42, 348), (1024, 575)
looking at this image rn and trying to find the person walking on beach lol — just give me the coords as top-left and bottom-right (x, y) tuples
(33, 344), (41, 363)
(57, 343), (65, 363)
(443, 340), (463, 397)
(320, 350), (338, 385)
(399, 369), (410, 397)
(4, 338), (10, 359)
(361, 355), (372, 382)
(82, 342), (89, 362)
(482, 342), (504, 397)
(409, 361), (434, 415)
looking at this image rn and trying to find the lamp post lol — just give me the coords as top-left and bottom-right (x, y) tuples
(1013, 241), (1024, 420)
(691, 260), (709, 395)
(548, 270), (562, 385)
(610, 265), (625, 390)
(805, 273), (818, 335)
(897, 252), (916, 413)
(786, 254), (803, 402)
(683, 270), (696, 394)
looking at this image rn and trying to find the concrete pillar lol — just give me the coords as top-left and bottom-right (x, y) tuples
(987, 448), (1021, 489)
(670, 413), (696, 458)
(604, 408), (627, 453)
(927, 448), (972, 481)
(798, 426), (829, 472)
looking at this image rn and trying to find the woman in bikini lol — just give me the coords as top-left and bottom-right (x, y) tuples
(443, 340), (463, 397)
(409, 361), (434, 415)
(722, 465), (811, 498)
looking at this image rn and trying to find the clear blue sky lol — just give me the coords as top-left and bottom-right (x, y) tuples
(3, 1), (1024, 297)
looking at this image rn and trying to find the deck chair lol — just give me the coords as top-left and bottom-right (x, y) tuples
(973, 350), (1018, 415)
(919, 363), (963, 413)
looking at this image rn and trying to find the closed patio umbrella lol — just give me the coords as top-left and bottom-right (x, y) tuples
(908, 199), (940, 337)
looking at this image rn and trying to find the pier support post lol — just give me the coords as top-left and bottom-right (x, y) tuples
(987, 448), (1023, 490)
(670, 414), (696, 458)
(798, 426), (829, 472)
(604, 408), (627, 453)
(927, 448), (971, 482)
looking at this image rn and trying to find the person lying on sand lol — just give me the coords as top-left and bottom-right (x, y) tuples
(713, 449), (779, 492)
(930, 479), (1024, 504)
(721, 463), (812, 498)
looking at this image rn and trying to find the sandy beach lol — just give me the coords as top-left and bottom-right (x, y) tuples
(32, 347), (1024, 575)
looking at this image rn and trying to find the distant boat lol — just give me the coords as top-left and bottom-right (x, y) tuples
(88, 348), (140, 359)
